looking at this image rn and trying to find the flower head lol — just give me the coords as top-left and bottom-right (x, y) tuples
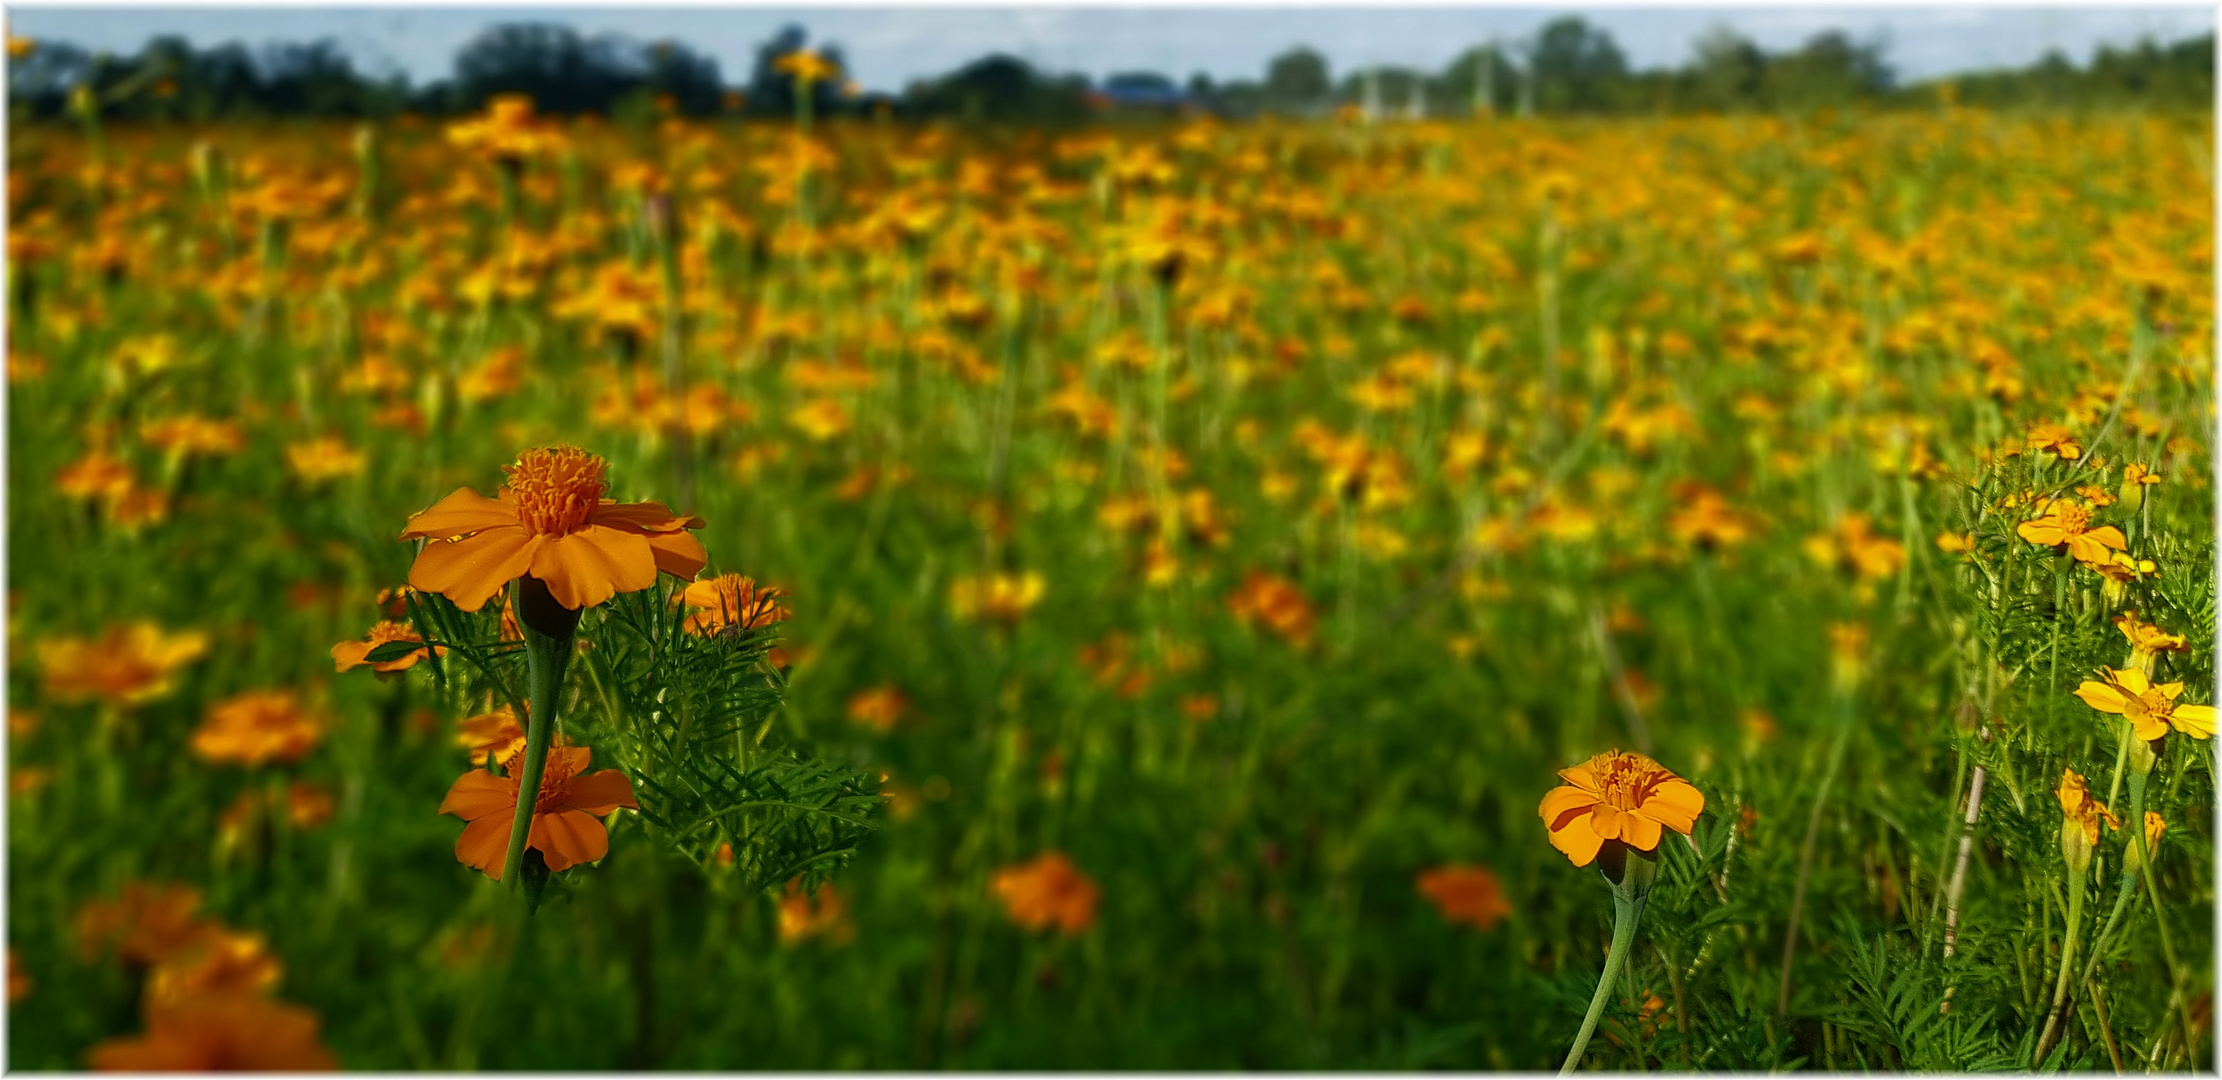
(1539, 751), (1705, 867)
(74, 882), (213, 966)
(456, 705), (527, 768)
(678, 574), (791, 637)
(991, 851), (1099, 935)
(2057, 768), (2119, 876)
(89, 996), (338, 1071)
(2016, 498), (2126, 567)
(1416, 864), (1513, 932)
(950, 571), (1046, 624)
(191, 690), (326, 767)
(39, 622), (209, 706)
(776, 878), (856, 945)
(330, 620), (442, 673)
(2115, 611), (2188, 673)
(399, 446), (706, 612)
(438, 743), (638, 879)
(2073, 666), (2216, 742)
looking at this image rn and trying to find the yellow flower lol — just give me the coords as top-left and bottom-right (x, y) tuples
(2056, 768), (2119, 876)
(2073, 666), (2216, 742)
(2015, 498), (2125, 566)
(2115, 611), (2188, 673)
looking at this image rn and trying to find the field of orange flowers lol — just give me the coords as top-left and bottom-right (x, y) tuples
(6, 99), (2215, 1069)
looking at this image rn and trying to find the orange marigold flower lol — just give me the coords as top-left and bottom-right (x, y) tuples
(776, 878), (856, 945)
(285, 437), (365, 485)
(2116, 611), (2189, 670)
(38, 622), (209, 706)
(678, 574), (792, 637)
(88, 996), (338, 1071)
(74, 882), (213, 966)
(846, 685), (909, 733)
(399, 446), (707, 613)
(1665, 483), (1759, 552)
(55, 448), (134, 503)
(330, 620), (442, 673)
(456, 705), (527, 767)
(1538, 750), (1705, 867)
(1416, 864), (1513, 931)
(2024, 423), (2084, 460)
(2057, 768), (2120, 875)
(191, 690), (326, 767)
(2074, 666), (2216, 742)
(1225, 570), (1316, 647)
(1803, 512), (1906, 584)
(991, 851), (1099, 935)
(2015, 498), (2126, 566)
(144, 929), (282, 1008)
(438, 743), (638, 880)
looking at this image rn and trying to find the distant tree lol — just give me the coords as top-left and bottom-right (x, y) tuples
(1263, 46), (1331, 115)
(1527, 16), (1629, 111)
(901, 53), (1090, 124)
(746, 24), (847, 118)
(1765, 30), (1891, 109)
(1685, 26), (1768, 111)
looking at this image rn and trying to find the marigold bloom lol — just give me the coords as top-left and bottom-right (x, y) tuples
(950, 572), (1046, 624)
(438, 744), (638, 880)
(2015, 498), (2126, 566)
(330, 620), (442, 673)
(776, 878), (856, 945)
(678, 574), (792, 637)
(144, 929), (282, 1008)
(74, 883), (212, 966)
(446, 93), (560, 164)
(55, 448), (134, 503)
(2073, 666), (2216, 741)
(285, 437), (365, 485)
(1803, 513), (1906, 583)
(1225, 570), (1316, 647)
(1416, 864), (1513, 931)
(39, 623), (209, 706)
(2116, 611), (2189, 672)
(88, 996), (338, 1071)
(846, 686), (909, 733)
(191, 690), (326, 767)
(399, 446), (706, 612)
(1538, 751), (1705, 867)
(2057, 768), (2119, 875)
(991, 851), (1099, 935)
(1665, 484), (1758, 552)
(2024, 423), (2084, 460)
(456, 705), (527, 767)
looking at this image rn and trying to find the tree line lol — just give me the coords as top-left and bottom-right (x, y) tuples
(9, 16), (2212, 125)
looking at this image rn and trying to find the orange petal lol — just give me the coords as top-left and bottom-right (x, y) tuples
(455, 811), (514, 877)
(2084, 525), (2127, 552)
(1548, 815), (1605, 866)
(644, 530), (709, 582)
(591, 499), (705, 533)
(1540, 785), (1597, 831)
(1590, 804), (1624, 841)
(1640, 779), (1706, 833)
(330, 640), (372, 672)
(409, 528), (540, 612)
(2016, 521), (2066, 546)
(529, 527), (656, 610)
(1619, 812), (1663, 853)
(438, 770), (515, 820)
(529, 809), (609, 872)
(2111, 667), (2153, 696)
(1556, 762), (1603, 793)
(400, 487), (516, 540)
(561, 769), (639, 816)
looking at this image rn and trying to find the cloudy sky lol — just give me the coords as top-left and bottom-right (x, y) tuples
(11, 5), (2214, 91)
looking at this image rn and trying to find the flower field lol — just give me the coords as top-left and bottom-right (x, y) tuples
(6, 100), (2215, 1069)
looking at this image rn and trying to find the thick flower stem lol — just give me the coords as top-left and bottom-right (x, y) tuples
(1562, 888), (1646, 1075)
(501, 578), (581, 891)
(2034, 866), (2089, 1064)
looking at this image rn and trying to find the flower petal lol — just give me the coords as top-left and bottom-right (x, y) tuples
(455, 810), (514, 877)
(2017, 520), (2066, 546)
(2074, 679), (2131, 715)
(409, 528), (540, 612)
(529, 809), (609, 872)
(1619, 812), (1663, 853)
(2170, 704), (2216, 740)
(1640, 779), (1706, 833)
(1548, 814), (1605, 866)
(400, 487), (517, 540)
(528, 527), (657, 611)
(1556, 762), (1603, 793)
(330, 640), (372, 672)
(560, 769), (639, 816)
(644, 530), (709, 582)
(590, 499), (705, 534)
(2084, 525), (2127, 552)
(439, 770), (515, 820)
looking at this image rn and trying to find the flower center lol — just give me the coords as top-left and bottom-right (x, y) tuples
(2056, 503), (2090, 534)
(1595, 754), (1661, 812)
(504, 447), (607, 537)
(516, 748), (580, 814)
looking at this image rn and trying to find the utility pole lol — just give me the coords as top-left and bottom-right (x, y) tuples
(1475, 43), (1494, 117)
(1363, 67), (1381, 123)
(1408, 77), (1426, 120)
(1517, 47), (1535, 118)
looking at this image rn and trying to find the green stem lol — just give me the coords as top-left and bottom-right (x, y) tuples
(2035, 864), (2088, 1065)
(1561, 888), (1646, 1074)
(502, 581), (577, 889)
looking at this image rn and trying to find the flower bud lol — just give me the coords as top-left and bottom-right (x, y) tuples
(2061, 817), (2094, 877)
(2124, 812), (2165, 872)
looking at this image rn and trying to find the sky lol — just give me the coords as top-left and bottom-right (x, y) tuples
(10, 5), (2215, 92)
